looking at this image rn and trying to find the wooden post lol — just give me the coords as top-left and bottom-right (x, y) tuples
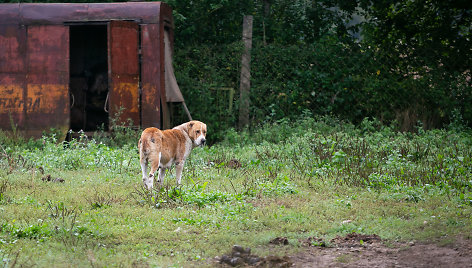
(238, 15), (253, 130)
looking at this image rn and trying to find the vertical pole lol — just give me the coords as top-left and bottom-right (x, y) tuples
(238, 15), (253, 130)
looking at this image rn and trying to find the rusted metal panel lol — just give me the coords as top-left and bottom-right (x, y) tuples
(0, 2), (177, 137)
(108, 20), (139, 127)
(140, 24), (161, 129)
(0, 4), (21, 25)
(87, 3), (161, 24)
(0, 25), (26, 131)
(0, 3), (163, 25)
(0, 26), (26, 73)
(21, 4), (88, 26)
(25, 25), (69, 138)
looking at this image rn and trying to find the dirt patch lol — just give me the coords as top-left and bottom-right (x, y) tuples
(270, 237), (289, 245)
(302, 237), (327, 247)
(291, 234), (472, 268)
(330, 233), (381, 247)
(216, 234), (472, 267)
(217, 245), (291, 267)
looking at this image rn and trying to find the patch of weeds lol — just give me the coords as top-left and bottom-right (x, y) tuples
(13, 223), (51, 240)
(335, 195), (356, 209)
(378, 186), (426, 203)
(445, 218), (465, 227)
(85, 188), (122, 209)
(328, 222), (365, 236)
(458, 192), (472, 207)
(302, 237), (328, 247)
(45, 200), (82, 235)
(0, 249), (21, 268)
(171, 217), (211, 227)
(44, 201), (99, 247)
(17, 133), (138, 176)
(107, 107), (141, 147)
(220, 202), (254, 223)
(130, 181), (233, 209)
(1, 220), (51, 242)
(311, 240), (327, 247)
(183, 189), (230, 208)
(46, 200), (80, 221)
(258, 176), (298, 196)
(0, 144), (37, 175)
(367, 173), (400, 190)
(129, 184), (184, 209)
(227, 171), (298, 199)
(0, 179), (11, 204)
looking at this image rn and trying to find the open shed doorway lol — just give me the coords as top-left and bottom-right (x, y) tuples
(69, 24), (109, 132)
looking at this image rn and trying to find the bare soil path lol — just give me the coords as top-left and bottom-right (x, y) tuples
(217, 234), (472, 267)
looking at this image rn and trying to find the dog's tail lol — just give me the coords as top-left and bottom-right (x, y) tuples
(139, 128), (162, 164)
(138, 137), (147, 164)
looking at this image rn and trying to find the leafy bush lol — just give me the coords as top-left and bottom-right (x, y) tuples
(173, 36), (471, 141)
(213, 115), (472, 194)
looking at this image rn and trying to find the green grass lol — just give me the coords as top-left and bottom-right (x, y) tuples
(1, 117), (471, 267)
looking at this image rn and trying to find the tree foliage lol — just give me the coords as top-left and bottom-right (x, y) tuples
(2, 0), (469, 138)
(168, 0), (471, 138)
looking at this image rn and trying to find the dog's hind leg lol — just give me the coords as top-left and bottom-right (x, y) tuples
(139, 139), (149, 188)
(140, 158), (148, 186)
(175, 160), (185, 185)
(158, 165), (166, 186)
(148, 152), (161, 188)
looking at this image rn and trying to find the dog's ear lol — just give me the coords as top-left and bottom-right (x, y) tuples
(187, 122), (194, 133)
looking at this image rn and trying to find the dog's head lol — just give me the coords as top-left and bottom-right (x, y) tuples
(186, 120), (207, 147)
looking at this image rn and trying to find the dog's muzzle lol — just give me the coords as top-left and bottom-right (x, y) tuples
(195, 135), (206, 147)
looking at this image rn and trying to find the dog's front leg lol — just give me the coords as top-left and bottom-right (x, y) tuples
(175, 161), (185, 185)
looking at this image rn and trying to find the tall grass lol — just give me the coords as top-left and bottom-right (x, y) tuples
(0, 116), (471, 266)
(220, 116), (472, 193)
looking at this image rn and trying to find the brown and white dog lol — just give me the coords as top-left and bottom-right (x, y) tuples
(138, 120), (207, 189)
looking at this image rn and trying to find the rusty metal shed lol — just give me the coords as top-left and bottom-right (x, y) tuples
(0, 2), (188, 138)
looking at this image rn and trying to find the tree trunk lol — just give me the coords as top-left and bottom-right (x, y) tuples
(238, 15), (253, 130)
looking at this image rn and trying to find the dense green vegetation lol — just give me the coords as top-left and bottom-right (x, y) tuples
(2, 0), (469, 139)
(1, 117), (471, 266)
(168, 0), (472, 140)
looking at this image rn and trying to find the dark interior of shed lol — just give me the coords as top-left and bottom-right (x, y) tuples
(69, 25), (109, 132)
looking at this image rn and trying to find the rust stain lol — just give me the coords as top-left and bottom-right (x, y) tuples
(26, 84), (68, 113)
(115, 82), (139, 113)
(0, 84), (23, 112)
(142, 84), (157, 104)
